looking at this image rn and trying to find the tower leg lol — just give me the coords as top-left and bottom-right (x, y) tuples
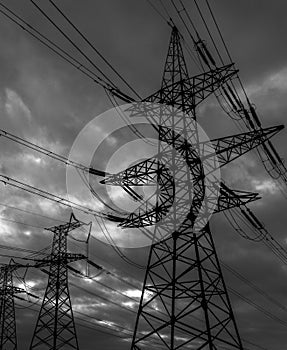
(131, 224), (243, 350)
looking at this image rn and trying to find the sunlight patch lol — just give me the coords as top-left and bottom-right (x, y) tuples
(252, 179), (278, 195)
(5, 88), (32, 122)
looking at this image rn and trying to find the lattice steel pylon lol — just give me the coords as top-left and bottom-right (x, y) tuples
(29, 214), (88, 350)
(0, 260), (29, 350)
(102, 26), (283, 349)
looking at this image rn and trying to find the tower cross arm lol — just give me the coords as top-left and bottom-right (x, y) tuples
(100, 157), (162, 186)
(32, 253), (87, 268)
(215, 182), (260, 213)
(200, 125), (284, 168)
(45, 220), (82, 234)
(144, 63), (238, 110)
(0, 285), (26, 295)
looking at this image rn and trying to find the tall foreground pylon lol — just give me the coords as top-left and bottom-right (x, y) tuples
(132, 26), (244, 350)
(102, 27), (283, 349)
(30, 214), (88, 350)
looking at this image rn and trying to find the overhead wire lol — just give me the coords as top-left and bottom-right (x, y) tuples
(1, 216), (283, 350)
(175, 0), (287, 261)
(0, 2), (119, 93)
(104, 89), (156, 146)
(0, 127), (107, 177)
(145, 0), (202, 71)
(93, 214), (146, 269)
(222, 262), (287, 315)
(0, 201), (143, 289)
(158, 0), (172, 20)
(0, 126), (130, 220)
(224, 205), (287, 268)
(48, 0), (141, 100)
(0, 205), (86, 240)
(0, 201), (66, 224)
(169, 0), (287, 190)
(203, 0), (287, 184)
(29, 0), (118, 89)
(3, 202), (287, 337)
(0, 0), (286, 348)
(2, 0), (286, 190)
(204, 0), (233, 64)
(75, 167), (123, 214)
(0, 216), (46, 230)
(193, 0), (224, 65)
(67, 246), (287, 338)
(228, 286), (287, 328)
(15, 300), (168, 349)
(18, 257), (200, 345)
(224, 209), (265, 242)
(0, 244), (50, 256)
(71, 270), (287, 340)
(0, 3), (152, 145)
(170, 0), (197, 43)
(145, 0), (170, 24)
(68, 233), (287, 337)
(0, 173), (122, 220)
(23, 279), (213, 345)
(68, 263), (203, 328)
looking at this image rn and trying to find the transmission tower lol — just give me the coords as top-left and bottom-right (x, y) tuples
(0, 260), (34, 350)
(29, 213), (88, 350)
(102, 26), (283, 349)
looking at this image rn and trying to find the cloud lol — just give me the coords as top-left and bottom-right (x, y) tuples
(251, 179), (279, 195)
(245, 66), (287, 118)
(0, 1), (286, 349)
(5, 88), (32, 122)
(0, 219), (19, 243)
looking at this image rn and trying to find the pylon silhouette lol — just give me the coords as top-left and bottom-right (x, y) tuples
(29, 213), (88, 350)
(101, 26), (283, 349)
(0, 260), (29, 350)
(129, 26), (242, 350)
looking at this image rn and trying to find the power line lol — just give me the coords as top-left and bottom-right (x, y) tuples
(145, 0), (171, 25)
(93, 215), (146, 270)
(3, 205), (287, 339)
(222, 262), (287, 315)
(0, 2), (117, 92)
(3, 208), (286, 334)
(29, 0), (118, 89)
(0, 1), (135, 103)
(16, 300), (168, 349)
(48, 0), (141, 99)
(0, 202), (66, 224)
(3, 203), (287, 336)
(0, 216), (45, 229)
(0, 221), (279, 350)
(0, 173), (121, 220)
(229, 286), (287, 328)
(0, 127), (107, 177)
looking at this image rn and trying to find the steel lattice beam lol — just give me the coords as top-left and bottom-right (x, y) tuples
(29, 214), (88, 350)
(145, 63), (238, 114)
(100, 26), (282, 350)
(0, 261), (28, 350)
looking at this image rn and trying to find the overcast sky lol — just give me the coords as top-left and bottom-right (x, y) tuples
(0, 1), (287, 349)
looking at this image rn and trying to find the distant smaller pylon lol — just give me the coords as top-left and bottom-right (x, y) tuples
(29, 213), (89, 350)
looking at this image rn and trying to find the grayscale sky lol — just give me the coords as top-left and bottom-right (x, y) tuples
(0, 1), (287, 349)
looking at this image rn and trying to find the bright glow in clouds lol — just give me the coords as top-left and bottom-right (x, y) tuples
(124, 289), (142, 299)
(5, 88), (32, 122)
(247, 67), (287, 96)
(252, 179), (279, 195)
